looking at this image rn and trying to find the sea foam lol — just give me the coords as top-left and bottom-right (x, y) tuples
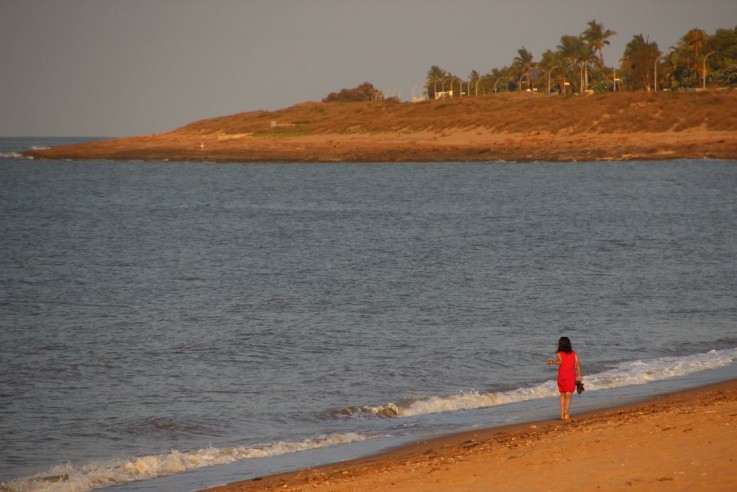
(1, 433), (378, 492)
(356, 346), (737, 418)
(5, 347), (736, 492)
(0, 151), (25, 158)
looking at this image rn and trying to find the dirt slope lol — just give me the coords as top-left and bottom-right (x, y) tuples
(26, 90), (737, 162)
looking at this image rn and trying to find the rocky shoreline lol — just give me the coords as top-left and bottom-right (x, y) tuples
(25, 92), (737, 163)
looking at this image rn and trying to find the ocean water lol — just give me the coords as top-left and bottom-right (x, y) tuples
(1, 137), (736, 492)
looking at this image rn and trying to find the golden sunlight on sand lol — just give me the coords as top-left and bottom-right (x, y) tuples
(201, 380), (737, 492)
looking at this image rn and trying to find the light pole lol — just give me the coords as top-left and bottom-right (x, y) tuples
(612, 66), (621, 92)
(653, 55), (663, 92)
(434, 78), (450, 99)
(442, 78), (452, 97)
(612, 66), (617, 91)
(547, 66), (560, 95)
(422, 82), (431, 101)
(702, 51), (719, 89)
(579, 63), (585, 94)
(616, 57), (626, 92)
(494, 77), (508, 93)
(519, 73), (530, 92)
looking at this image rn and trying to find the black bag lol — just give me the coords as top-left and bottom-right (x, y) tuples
(575, 381), (585, 394)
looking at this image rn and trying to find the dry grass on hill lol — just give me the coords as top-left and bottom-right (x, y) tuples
(25, 90), (737, 162)
(178, 90), (737, 137)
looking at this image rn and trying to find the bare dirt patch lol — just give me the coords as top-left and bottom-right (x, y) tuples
(26, 91), (737, 163)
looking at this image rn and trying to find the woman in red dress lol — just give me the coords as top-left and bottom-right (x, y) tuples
(546, 336), (582, 420)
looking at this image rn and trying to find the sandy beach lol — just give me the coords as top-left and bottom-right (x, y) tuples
(201, 379), (737, 492)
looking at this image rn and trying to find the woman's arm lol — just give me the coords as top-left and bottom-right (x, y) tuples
(546, 353), (563, 366)
(574, 353), (582, 381)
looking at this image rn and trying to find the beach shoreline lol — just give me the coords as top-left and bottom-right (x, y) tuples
(23, 129), (737, 164)
(200, 379), (737, 492)
(23, 92), (737, 164)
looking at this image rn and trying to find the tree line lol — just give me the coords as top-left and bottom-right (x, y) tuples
(425, 22), (737, 98)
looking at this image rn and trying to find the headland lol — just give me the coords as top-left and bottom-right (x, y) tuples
(25, 91), (737, 163)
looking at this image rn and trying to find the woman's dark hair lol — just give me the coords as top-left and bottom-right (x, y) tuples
(557, 336), (573, 353)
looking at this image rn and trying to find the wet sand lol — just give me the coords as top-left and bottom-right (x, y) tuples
(200, 379), (737, 492)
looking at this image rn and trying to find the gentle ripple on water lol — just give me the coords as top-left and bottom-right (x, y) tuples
(1, 139), (736, 490)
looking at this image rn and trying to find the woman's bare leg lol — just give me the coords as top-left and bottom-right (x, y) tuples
(559, 393), (566, 419)
(563, 392), (572, 419)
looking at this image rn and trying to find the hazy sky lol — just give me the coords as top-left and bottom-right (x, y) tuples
(2, 0), (735, 137)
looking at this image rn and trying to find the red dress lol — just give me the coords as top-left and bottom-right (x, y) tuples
(557, 351), (577, 393)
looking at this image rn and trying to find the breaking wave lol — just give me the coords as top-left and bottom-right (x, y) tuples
(344, 346), (737, 419)
(0, 151), (26, 159)
(1, 432), (377, 492)
(0, 146), (48, 159)
(5, 347), (735, 492)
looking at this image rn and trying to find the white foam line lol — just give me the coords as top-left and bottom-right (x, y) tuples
(366, 346), (737, 418)
(2, 432), (377, 492)
(6, 347), (736, 492)
(0, 151), (25, 158)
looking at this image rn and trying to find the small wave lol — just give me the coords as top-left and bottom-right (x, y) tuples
(0, 145), (49, 159)
(0, 151), (25, 159)
(588, 347), (737, 389)
(343, 346), (737, 419)
(343, 385), (558, 419)
(1, 432), (378, 492)
(6, 347), (735, 491)
(339, 402), (402, 418)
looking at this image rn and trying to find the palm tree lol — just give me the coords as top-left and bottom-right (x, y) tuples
(487, 66), (513, 93)
(583, 20), (616, 68)
(513, 47), (534, 91)
(426, 66), (448, 99)
(666, 29), (708, 89)
(622, 34), (661, 90)
(680, 29), (708, 86)
(537, 49), (564, 93)
(703, 27), (737, 87)
(468, 70), (481, 96)
(557, 35), (587, 93)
